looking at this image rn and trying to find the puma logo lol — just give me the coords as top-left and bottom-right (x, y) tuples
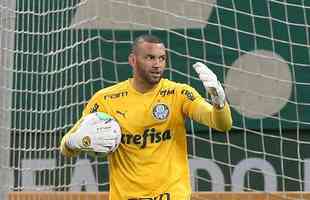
(116, 110), (126, 118)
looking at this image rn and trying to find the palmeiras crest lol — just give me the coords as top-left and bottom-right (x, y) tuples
(152, 103), (169, 120)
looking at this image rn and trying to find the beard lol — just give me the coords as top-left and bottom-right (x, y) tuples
(135, 64), (164, 85)
(145, 71), (163, 84)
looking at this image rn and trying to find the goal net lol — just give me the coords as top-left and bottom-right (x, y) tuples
(1, 0), (310, 199)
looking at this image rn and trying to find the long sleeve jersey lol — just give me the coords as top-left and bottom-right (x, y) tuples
(60, 78), (232, 200)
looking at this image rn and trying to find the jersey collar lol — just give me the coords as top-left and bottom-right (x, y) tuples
(128, 78), (164, 96)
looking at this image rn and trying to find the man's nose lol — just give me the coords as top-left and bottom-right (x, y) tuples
(153, 58), (162, 67)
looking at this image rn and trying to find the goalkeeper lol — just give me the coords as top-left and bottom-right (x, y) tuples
(60, 34), (232, 199)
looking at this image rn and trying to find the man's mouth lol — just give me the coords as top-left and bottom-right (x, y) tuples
(150, 72), (162, 77)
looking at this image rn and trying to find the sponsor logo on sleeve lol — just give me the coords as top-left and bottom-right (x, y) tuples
(90, 103), (99, 113)
(181, 89), (196, 101)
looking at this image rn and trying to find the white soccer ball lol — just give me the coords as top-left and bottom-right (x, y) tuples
(81, 112), (122, 157)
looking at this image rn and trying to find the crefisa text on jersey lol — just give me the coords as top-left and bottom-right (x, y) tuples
(121, 128), (172, 149)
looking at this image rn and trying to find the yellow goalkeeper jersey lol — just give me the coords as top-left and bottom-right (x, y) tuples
(60, 78), (232, 200)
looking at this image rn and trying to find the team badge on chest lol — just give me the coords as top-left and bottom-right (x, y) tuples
(152, 103), (169, 120)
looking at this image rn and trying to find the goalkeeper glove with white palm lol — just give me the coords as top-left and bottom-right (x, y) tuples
(66, 112), (121, 154)
(193, 62), (226, 108)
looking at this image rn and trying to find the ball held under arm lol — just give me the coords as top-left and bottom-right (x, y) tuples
(66, 112), (121, 154)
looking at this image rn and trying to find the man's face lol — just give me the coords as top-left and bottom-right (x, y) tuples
(130, 41), (166, 85)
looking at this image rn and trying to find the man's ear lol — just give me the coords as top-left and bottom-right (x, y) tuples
(128, 53), (135, 66)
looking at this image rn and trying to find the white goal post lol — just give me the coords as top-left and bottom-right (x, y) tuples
(1, 0), (310, 199)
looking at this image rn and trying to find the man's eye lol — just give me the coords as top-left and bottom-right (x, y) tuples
(159, 56), (166, 62)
